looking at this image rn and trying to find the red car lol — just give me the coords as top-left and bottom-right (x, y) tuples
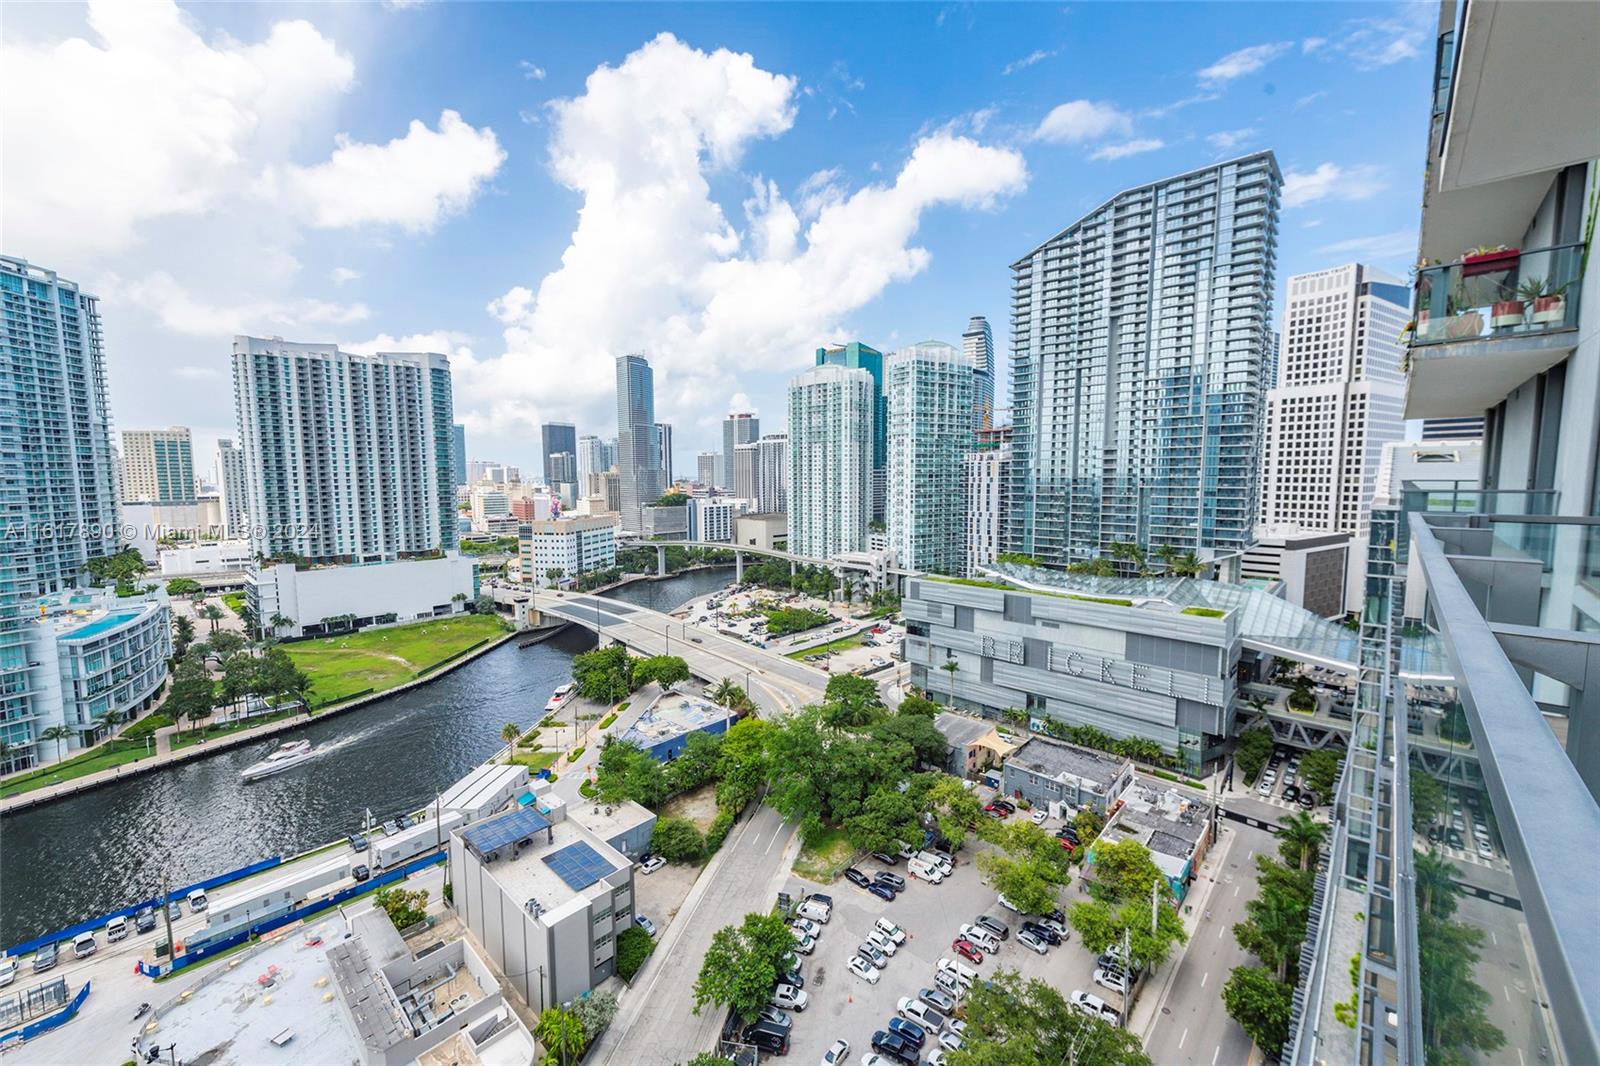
(952, 937), (985, 964)
(1058, 837), (1077, 852)
(983, 802), (1012, 818)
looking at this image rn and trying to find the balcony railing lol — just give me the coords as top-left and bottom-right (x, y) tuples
(1410, 242), (1584, 347)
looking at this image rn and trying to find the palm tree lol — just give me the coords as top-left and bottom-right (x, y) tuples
(940, 659), (960, 704)
(1414, 847), (1460, 919)
(39, 725), (75, 762)
(711, 677), (744, 709)
(1279, 811), (1329, 872)
(199, 602), (224, 634)
(501, 722), (521, 748)
(269, 613), (293, 639)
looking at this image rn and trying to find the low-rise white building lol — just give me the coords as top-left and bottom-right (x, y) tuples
(1242, 525), (1353, 618)
(519, 515), (618, 586)
(158, 538), (256, 575)
(469, 486), (512, 533)
(249, 554), (477, 639)
(686, 497), (748, 543)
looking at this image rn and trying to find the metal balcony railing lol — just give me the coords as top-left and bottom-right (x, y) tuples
(1410, 242), (1584, 347)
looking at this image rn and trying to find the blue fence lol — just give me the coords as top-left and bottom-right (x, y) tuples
(2, 856), (283, 961)
(138, 851), (446, 979)
(0, 981), (89, 1051)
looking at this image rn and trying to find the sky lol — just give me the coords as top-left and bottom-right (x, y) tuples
(3, 1), (1436, 480)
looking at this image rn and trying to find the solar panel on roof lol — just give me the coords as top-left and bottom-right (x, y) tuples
(542, 841), (614, 891)
(461, 806), (550, 859)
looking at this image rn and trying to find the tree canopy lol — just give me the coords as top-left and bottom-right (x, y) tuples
(692, 912), (797, 1023)
(950, 969), (1152, 1066)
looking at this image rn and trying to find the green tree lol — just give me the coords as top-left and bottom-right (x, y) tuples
(1409, 760), (1446, 832)
(692, 912), (797, 1023)
(867, 713), (948, 768)
(677, 1056), (735, 1066)
(955, 968), (1152, 1065)
(199, 602), (224, 634)
(1234, 726), (1276, 784)
(651, 816), (706, 863)
(710, 677), (746, 710)
(171, 613), (196, 660)
(501, 722), (521, 746)
(165, 577), (202, 597)
(1073, 807), (1106, 843)
(664, 730), (724, 795)
(165, 657), (216, 732)
(976, 823), (1072, 915)
(84, 547), (146, 584)
(634, 654), (690, 689)
(594, 739), (670, 808)
(571, 989), (617, 1043)
(374, 886), (429, 928)
(939, 658), (960, 702)
(824, 673), (883, 718)
(1222, 965), (1293, 1056)
(843, 787), (920, 855)
(897, 692), (940, 718)
(1419, 912), (1505, 1062)
(1298, 748), (1343, 797)
(1277, 811), (1328, 872)
(615, 926), (656, 981)
(38, 724), (75, 761)
(1088, 838), (1168, 902)
(909, 773), (984, 849)
(1414, 848), (1460, 920)
(1234, 857), (1314, 982)
(535, 1006), (586, 1066)
(715, 718), (772, 814)
(572, 645), (636, 703)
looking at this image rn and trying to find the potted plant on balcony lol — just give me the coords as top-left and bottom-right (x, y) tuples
(1491, 278), (1526, 329)
(1444, 284), (1483, 340)
(1520, 277), (1570, 326)
(1461, 244), (1520, 278)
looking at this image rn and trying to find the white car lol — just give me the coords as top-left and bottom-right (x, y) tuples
(874, 918), (906, 944)
(861, 1056), (892, 1066)
(820, 1039), (851, 1065)
(1070, 990), (1121, 1025)
(946, 1017), (967, 1038)
(639, 855), (666, 874)
(1093, 967), (1129, 995)
(958, 924), (998, 952)
(933, 970), (967, 1001)
(866, 929), (898, 956)
(791, 917), (821, 938)
(938, 1031), (964, 1052)
(1476, 841), (1494, 860)
(772, 983), (809, 1011)
(1257, 779), (1275, 796)
(792, 933), (817, 955)
(847, 955), (881, 984)
(1031, 809), (1048, 825)
(997, 892), (1021, 913)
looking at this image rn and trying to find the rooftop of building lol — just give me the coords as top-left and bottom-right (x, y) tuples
(1102, 777), (1213, 869)
(30, 587), (163, 642)
(460, 805), (629, 920)
(933, 712), (1000, 750)
(620, 691), (734, 746)
(1005, 735), (1130, 790)
(569, 798), (656, 843)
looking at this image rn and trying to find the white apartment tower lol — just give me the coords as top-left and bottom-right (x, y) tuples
(695, 452), (719, 487)
(887, 342), (974, 574)
(787, 364), (874, 559)
(121, 426), (195, 504)
(1259, 264), (1410, 535)
(732, 442), (759, 502)
(615, 354), (662, 531)
(231, 336), (457, 563)
(216, 438), (249, 538)
(1008, 153), (1282, 563)
(756, 433), (789, 514)
(964, 429), (1011, 577)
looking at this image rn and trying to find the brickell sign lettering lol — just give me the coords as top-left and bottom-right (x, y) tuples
(1047, 647), (1219, 705)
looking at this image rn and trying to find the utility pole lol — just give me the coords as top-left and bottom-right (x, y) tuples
(1152, 875), (1160, 937)
(1119, 926), (1131, 1031)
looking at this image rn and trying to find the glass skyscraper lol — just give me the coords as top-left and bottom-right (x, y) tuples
(886, 341), (973, 574)
(615, 354), (662, 531)
(722, 412), (759, 492)
(963, 316), (995, 431)
(541, 421), (576, 488)
(1007, 153), (1282, 564)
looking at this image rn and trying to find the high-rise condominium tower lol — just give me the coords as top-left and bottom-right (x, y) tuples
(121, 426), (195, 504)
(216, 438), (249, 537)
(451, 423), (468, 487)
(965, 426), (1012, 577)
(963, 316), (995, 431)
(541, 422), (576, 488)
(577, 434), (608, 490)
(232, 336), (456, 562)
(788, 364), (874, 559)
(654, 423), (673, 485)
(816, 341), (887, 521)
(733, 442), (759, 501)
(615, 354), (662, 531)
(756, 433), (789, 515)
(722, 412), (759, 492)
(696, 452), (719, 487)
(887, 342), (974, 574)
(1007, 153), (1282, 562)
(1259, 264), (1409, 536)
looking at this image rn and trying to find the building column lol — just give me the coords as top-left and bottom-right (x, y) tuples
(655, 544), (667, 577)
(789, 559), (797, 578)
(735, 550), (745, 583)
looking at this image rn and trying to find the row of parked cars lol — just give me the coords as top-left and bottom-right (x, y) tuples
(1258, 748), (1318, 808)
(0, 888), (211, 985)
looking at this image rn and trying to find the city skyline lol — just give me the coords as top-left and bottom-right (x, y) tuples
(2, 1), (1437, 472)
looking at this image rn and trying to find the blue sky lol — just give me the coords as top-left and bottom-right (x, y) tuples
(3, 1), (1435, 476)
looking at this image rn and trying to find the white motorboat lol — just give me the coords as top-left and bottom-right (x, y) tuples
(240, 739), (316, 782)
(543, 682), (576, 714)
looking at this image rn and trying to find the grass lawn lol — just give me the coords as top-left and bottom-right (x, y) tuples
(786, 632), (865, 660)
(510, 750), (559, 772)
(171, 707), (304, 751)
(284, 614), (507, 705)
(0, 740), (154, 799)
(792, 825), (858, 883)
(221, 591), (248, 615)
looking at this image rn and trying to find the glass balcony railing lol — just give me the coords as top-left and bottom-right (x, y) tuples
(1410, 242), (1584, 347)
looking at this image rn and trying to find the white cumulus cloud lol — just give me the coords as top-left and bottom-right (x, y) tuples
(1282, 162), (1386, 208)
(459, 32), (1027, 439)
(330, 267), (362, 285)
(1033, 99), (1132, 144)
(1, 0), (354, 262)
(1090, 138), (1165, 162)
(1206, 128), (1258, 151)
(265, 111), (506, 232)
(111, 272), (370, 337)
(1198, 42), (1293, 86)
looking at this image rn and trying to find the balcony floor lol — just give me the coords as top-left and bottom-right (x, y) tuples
(1404, 329), (1577, 420)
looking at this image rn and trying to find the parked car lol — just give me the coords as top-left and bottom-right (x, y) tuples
(347, 833), (368, 851)
(918, 986), (956, 1014)
(937, 956), (978, 987)
(1057, 826), (1080, 844)
(792, 933), (817, 955)
(847, 956), (881, 984)
(887, 1018), (926, 1049)
(381, 820), (400, 836)
(870, 1030), (918, 1066)
(933, 969), (967, 1001)
(798, 899), (831, 924)
(820, 1038), (851, 1064)
(938, 1031), (964, 1053)
(1022, 920), (1061, 945)
(866, 929), (898, 956)
(1017, 928), (1049, 954)
(640, 855), (667, 874)
(807, 892), (834, 909)
(897, 996), (946, 1031)
(782, 964), (805, 989)
(856, 942), (888, 969)
(634, 914), (657, 937)
(958, 924), (997, 953)
(771, 982), (809, 1011)
(32, 944), (58, 973)
(844, 867), (872, 888)
(134, 906), (157, 934)
(867, 883), (896, 902)
(1093, 966), (1130, 995)
(1070, 990), (1121, 1025)
(1282, 785), (1300, 804)
(871, 851), (899, 865)
(1298, 790), (1316, 809)
(874, 918), (907, 944)
(997, 893), (1021, 913)
(743, 1020), (790, 1057)
(874, 871), (906, 891)
(1039, 916), (1068, 939)
(397, 814), (415, 829)
(790, 917), (821, 938)
(1257, 779), (1275, 796)
(1031, 809), (1048, 825)
(1477, 841), (1495, 860)
(974, 914), (1009, 940)
(983, 801), (1012, 818)
(0, 958), (16, 988)
(951, 937), (984, 964)
(71, 933), (96, 960)
(756, 1005), (793, 1030)
(106, 915), (129, 943)
(167, 901), (182, 921)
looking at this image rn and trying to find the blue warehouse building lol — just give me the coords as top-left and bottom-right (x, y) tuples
(618, 692), (737, 761)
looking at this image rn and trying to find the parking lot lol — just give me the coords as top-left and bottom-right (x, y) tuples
(772, 825), (1113, 1063)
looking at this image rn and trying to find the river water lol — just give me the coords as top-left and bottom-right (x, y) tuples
(0, 567), (732, 947)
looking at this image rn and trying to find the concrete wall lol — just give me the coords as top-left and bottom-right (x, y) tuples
(253, 555), (476, 638)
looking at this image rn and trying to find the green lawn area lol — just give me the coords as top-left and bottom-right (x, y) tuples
(792, 825), (858, 883)
(170, 707), (304, 750)
(283, 614), (508, 706)
(510, 749), (559, 772)
(786, 632), (866, 660)
(221, 591), (248, 615)
(0, 739), (154, 799)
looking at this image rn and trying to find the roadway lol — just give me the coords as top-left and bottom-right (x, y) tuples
(540, 592), (828, 716)
(590, 802), (800, 1065)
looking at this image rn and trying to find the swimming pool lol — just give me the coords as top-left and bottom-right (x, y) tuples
(60, 611), (143, 641)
